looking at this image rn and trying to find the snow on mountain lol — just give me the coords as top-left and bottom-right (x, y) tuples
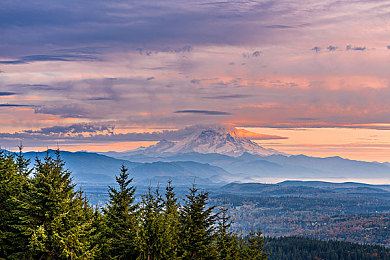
(131, 125), (283, 157)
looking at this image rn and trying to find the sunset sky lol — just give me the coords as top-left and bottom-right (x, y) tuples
(1, 0), (390, 162)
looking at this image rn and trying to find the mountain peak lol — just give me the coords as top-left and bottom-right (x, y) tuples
(132, 125), (283, 157)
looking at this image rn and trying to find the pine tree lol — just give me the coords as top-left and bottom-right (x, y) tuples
(179, 183), (218, 259)
(17, 150), (97, 259)
(104, 164), (139, 259)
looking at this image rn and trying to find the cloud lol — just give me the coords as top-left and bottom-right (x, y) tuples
(0, 104), (32, 107)
(346, 45), (366, 51)
(202, 94), (251, 99)
(242, 51), (262, 58)
(8, 84), (59, 91)
(23, 123), (114, 135)
(265, 25), (294, 29)
(1, 0), (336, 59)
(252, 51), (261, 57)
(311, 46), (321, 53)
(0, 124), (287, 148)
(0, 92), (16, 96)
(387, 45), (390, 50)
(289, 117), (318, 121)
(174, 110), (232, 115)
(0, 0), (387, 62)
(327, 45), (337, 51)
(0, 53), (99, 64)
(87, 97), (113, 101)
(190, 79), (201, 84)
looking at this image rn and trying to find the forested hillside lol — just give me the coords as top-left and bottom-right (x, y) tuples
(0, 149), (268, 259)
(266, 236), (390, 260)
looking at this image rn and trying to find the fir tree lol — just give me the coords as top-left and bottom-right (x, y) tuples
(179, 183), (218, 259)
(0, 150), (29, 258)
(242, 226), (270, 260)
(138, 186), (165, 260)
(104, 164), (139, 259)
(216, 204), (240, 259)
(161, 180), (180, 259)
(17, 150), (97, 259)
(16, 145), (32, 177)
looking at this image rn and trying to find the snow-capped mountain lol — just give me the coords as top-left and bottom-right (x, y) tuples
(132, 125), (283, 157)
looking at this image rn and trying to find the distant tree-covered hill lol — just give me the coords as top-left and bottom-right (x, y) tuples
(266, 236), (390, 260)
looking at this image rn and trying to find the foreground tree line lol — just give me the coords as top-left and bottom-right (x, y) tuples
(0, 149), (269, 260)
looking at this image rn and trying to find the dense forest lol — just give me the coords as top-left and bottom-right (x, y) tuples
(0, 149), (268, 259)
(266, 236), (390, 260)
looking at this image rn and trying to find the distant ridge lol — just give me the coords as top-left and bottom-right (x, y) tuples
(219, 180), (390, 199)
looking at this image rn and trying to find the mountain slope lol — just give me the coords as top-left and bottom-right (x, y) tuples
(131, 161), (230, 184)
(128, 126), (282, 157)
(21, 150), (231, 185)
(118, 151), (390, 181)
(23, 150), (140, 183)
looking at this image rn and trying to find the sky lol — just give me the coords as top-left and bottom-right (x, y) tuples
(1, 0), (390, 162)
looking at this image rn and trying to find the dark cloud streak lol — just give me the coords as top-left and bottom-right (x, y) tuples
(202, 94), (251, 99)
(0, 92), (16, 96)
(174, 110), (232, 115)
(0, 104), (32, 107)
(0, 54), (99, 64)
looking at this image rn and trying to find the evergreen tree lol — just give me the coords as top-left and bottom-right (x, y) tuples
(104, 164), (139, 259)
(0, 149), (30, 258)
(16, 145), (32, 177)
(138, 186), (165, 260)
(216, 204), (240, 259)
(161, 180), (180, 259)
(179, 183), (218, 259)
(241, 227), (269, 260)
(17, 150), (97, 259)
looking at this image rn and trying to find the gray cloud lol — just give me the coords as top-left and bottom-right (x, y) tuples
(387, 45), (390, 50)
(87, 97), (113, 101)
(327, 45), (337, 51)
(34, 103), (91, 118)
(202, 94), (251, 99)
(23, 123), (114, 135)
(265, 25), (294, 29)
(0, 92), (16, 96)
(0, 53), (99, 64)
(8, 84), (60, 91)
(0, 0), (386, 61)
(311, 46), (321, 53)
(346, 45), (366, 51)
(242, 51), (262, 58)
(190, 79), (201, 84)
(0, 103), (32, 107)
(174, 110), (232, 115)
(0, 0), (336, 59)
